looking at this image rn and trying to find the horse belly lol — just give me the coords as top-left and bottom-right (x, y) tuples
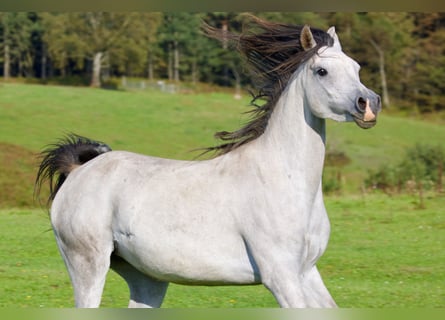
(113, 226), (259, 285)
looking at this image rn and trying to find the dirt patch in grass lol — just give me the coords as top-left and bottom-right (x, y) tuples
(0, 143), (41, 208)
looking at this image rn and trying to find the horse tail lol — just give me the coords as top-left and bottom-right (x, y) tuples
(35, 133), (112, 206)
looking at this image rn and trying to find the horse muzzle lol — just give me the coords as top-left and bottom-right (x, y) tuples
(352, 95), (381, 129)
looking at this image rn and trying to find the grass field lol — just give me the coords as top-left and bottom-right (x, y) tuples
(2, 82), (445, 206)
(0, 83), (444, 307)
(0, 194), (443, 308)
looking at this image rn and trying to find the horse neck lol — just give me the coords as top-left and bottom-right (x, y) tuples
(247, 75), (326, 187)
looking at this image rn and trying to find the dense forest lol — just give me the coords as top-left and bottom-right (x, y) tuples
(1, 12), (444, 112)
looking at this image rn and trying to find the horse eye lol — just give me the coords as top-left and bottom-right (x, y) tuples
(317, 68), (328, 76)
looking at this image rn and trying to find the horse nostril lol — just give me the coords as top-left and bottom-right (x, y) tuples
(356, 97), (367, 113)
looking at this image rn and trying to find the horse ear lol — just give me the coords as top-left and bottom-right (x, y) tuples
(327, 26), (342, 50)
(300, 25), (317, 51)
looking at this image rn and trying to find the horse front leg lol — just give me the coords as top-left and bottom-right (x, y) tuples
(260, 262), (337, 308)
(261, 267), (308, 308)
(259, 262), (317, 308)
(302, 265), (337, 307)
(247, 240), (335, 308)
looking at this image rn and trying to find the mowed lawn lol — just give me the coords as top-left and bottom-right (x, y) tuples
(0, 83), (444, 307)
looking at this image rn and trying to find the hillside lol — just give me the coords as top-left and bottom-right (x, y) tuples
(1, 83), (444, 207)
(327, 113), (445, 191)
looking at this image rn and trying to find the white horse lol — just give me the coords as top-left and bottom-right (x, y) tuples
(36, 17), (381, 308)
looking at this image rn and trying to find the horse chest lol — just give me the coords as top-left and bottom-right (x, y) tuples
(303, 201), (331, 269)
(241, 190), (328, 253)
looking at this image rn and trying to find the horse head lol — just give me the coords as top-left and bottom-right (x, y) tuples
(300, 25), (382, 129)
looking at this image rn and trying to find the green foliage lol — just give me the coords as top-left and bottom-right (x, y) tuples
(365, 143), (445, 195)
(325, 149), (351, 167)
(0, 12), (36, 77)
(411, 27), (445, 112)
(39, 12), (162, 85)
(322, 169), (342, 194)
(323, 149), (351, 194)
(156, 13), (208, 82)
(1, 12), (445, 113)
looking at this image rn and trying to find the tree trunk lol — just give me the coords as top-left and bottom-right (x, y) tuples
(4, 42), (10, 80)
(3, 15), (10, 80)
(417, 180), (425, 209)
(438, 159), (443, 193)
(191, 59), (197, 85)
(231, 66), (241, 99)
(91, 51), (103, 88)
(18, 59), (23, 77)
(173, 40), (180, 82)
(369, 39), (390, 108)
(222, 19), (228, 50)
(167, 43), (173, 81)
(222, 20), (230, 86)
(41, 44), (47, 80)
(147, 51), (154, 80)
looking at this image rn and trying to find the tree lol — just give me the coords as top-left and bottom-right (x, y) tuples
(157, 13), (204, 82)
(351, 13), (415, 109)
(365, 144), (445, 204)
(41, 12), (148, 87)
(40, 13), (78, 77)
(137, 13), (163, 80)
(0, 12), (35, 79)
(105, 13), (162, 79)
(409, 13), (445, 112)
(259, 12), (328, 27)
(80, 13), (134, 87)
(203, 12), (243, 88)
(1, 10), (443, 116)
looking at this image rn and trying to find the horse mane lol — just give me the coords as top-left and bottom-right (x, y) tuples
(203, 15), (334, 155)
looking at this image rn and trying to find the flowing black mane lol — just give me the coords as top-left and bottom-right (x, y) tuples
(203, 15), (334, 155)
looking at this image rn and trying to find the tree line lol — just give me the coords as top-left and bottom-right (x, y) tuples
(1, 12), (444, 112)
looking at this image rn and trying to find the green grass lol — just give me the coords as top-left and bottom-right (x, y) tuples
(0, 83), (248, 207)
(0, 83), (246, 158)
(0, 194), (443, 307)
(320, 193), (444, 307)
(2, 82), (445, 206)
(0, 83), (444, 307)
(326, 116), (445, 192)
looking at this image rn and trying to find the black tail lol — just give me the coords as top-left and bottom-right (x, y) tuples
(35, 133), (112, 206)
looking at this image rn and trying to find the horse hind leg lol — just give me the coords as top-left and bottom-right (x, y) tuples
(56, 240), (112, 308)
(111, 255), (169, 308)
